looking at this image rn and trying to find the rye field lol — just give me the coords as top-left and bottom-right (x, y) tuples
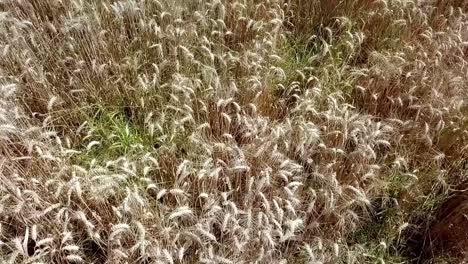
(1, 0), (468, 263)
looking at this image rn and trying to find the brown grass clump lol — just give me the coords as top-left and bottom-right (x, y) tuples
(0, 0), (467, 263)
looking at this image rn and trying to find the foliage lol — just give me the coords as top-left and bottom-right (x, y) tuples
(0, 0), (467, 263)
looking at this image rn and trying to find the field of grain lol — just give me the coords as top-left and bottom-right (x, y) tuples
(1, 0), (468, 263)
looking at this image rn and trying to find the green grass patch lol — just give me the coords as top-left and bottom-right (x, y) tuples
(71, 104), (193, 168)
(70, 106), (152, 165)
(347, 202), (408, 263)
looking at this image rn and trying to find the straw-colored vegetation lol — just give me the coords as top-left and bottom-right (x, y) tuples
(1, 0), (467, 263)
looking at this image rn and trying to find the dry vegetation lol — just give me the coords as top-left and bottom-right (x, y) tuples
(0, 0), (468, 263)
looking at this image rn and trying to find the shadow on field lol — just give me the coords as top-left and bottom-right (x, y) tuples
(405, 190), (468, 263)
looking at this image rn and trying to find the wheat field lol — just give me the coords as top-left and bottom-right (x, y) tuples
(0, 0), (467, 263)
